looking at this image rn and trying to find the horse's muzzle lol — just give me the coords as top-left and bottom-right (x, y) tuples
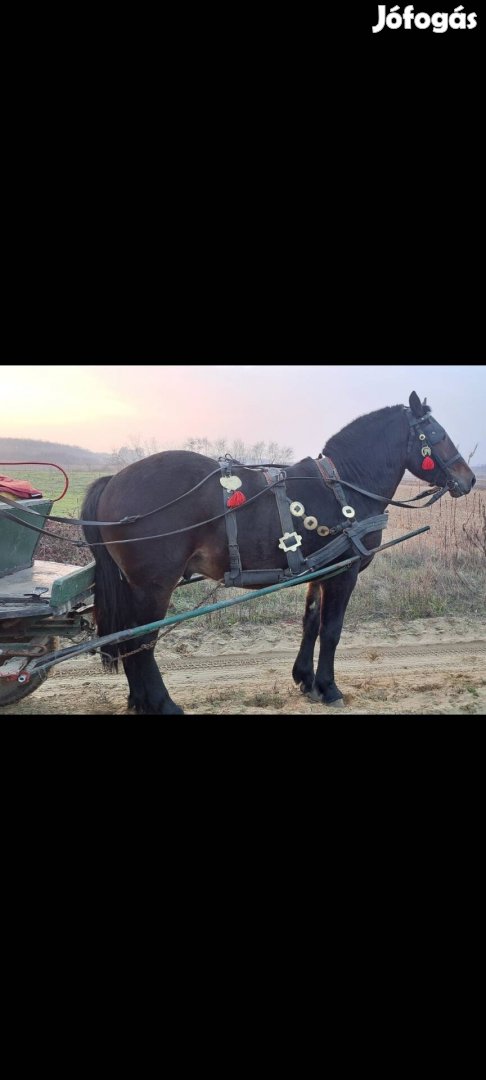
(448, 473), (476, 497)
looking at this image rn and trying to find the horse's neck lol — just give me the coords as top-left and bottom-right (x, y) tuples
(325, 414), (408, 504)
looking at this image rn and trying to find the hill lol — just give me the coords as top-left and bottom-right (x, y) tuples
(0, 437), (112, 470)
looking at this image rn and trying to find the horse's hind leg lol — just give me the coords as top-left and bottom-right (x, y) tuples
(120, 583), (183, 715)
(124, 643), (182, 715)
(292, 583), (321, 693)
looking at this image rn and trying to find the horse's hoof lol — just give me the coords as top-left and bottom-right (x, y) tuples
(307, 688), (345, 706)
(300, 682), (313, 695)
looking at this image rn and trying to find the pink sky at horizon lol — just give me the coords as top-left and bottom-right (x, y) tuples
(3, 364), (485, 463)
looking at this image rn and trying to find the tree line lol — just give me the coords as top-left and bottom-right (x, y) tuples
(110, 436), (294, 470)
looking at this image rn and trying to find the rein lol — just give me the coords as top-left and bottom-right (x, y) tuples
(0, 467), (443, 548)
(0, 457), (294, 528)
(322, 476), (446, 509)
(0, 473), (328, 547)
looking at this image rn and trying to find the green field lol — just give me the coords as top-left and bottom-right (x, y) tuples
(1, 466), (113, 518)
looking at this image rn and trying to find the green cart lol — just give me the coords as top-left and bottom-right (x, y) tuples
(0, 496), (95, 705)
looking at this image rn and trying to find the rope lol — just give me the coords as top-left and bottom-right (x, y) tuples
(0, 461), (69, 502)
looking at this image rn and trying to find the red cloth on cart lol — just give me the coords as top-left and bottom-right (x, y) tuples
(0, 474), (43, 498)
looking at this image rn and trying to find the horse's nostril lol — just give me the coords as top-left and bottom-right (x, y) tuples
(471, 476), (476, 488)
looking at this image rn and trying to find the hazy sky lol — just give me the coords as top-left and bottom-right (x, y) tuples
(3, 364), (485, 463)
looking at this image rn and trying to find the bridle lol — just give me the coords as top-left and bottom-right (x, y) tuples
(404, 407), (464, 496)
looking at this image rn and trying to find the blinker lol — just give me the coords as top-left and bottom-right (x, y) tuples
(422, 420), (446, 445)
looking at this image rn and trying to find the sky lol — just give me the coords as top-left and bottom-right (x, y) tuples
(3, 363), (485, 463)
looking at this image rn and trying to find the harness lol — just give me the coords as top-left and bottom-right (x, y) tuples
(220, 456), (388, 588)
(219, 405), (464, 587)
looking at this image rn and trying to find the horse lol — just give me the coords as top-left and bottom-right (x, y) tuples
(81, 392), (476, 714)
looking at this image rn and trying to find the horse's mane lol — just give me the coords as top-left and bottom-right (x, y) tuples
(322, 402), (430, 457)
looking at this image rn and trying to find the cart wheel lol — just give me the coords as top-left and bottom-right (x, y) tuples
(0, 638), (58, 707)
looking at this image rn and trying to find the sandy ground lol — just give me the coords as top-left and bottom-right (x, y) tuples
(2, 614), (486, 715)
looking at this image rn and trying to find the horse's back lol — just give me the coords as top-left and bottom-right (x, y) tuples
(97, 451), (219, 517)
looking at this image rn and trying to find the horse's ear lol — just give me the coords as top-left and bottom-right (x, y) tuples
(409, 391), (423, 417)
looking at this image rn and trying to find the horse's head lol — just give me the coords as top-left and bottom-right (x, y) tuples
(405, 392), (476, 497)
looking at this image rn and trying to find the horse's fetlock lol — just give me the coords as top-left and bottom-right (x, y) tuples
(292, 659), (314, 689)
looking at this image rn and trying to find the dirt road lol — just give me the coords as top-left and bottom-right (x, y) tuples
(2, 615), (485, 715)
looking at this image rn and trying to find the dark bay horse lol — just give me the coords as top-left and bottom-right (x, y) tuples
(81, 392), (475, 714)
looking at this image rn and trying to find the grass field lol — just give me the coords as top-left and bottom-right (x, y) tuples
(7, 467), (486, 624)
(0, 466), (113, 517)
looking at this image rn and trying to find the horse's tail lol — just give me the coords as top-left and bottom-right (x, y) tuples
(81, 476), (137, 672)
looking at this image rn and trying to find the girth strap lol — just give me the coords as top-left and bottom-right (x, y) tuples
(220, 460), (243, 583)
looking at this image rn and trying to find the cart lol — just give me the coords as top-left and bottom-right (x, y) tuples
(0, 493), (96, 705)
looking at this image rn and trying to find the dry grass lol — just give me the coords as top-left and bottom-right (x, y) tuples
(171, 482), (486, 625)
(344, 480), (486, 620)
(384, 480), (486, 559)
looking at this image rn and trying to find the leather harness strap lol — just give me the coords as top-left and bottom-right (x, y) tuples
(262, 468), (308, 575)
(314, 455), (349, 509)
(220, 460), (243, 583)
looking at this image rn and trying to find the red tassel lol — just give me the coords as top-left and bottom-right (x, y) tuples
(422, 456), (435, 470)
(227, 491), (247, 507)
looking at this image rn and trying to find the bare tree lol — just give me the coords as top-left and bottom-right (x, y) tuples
(212, 437), (229, 458)
(229, 438), (247, 461)
(111, 434), (294, 472)
(267, 441), (293, 464)
(228, 439), (293, 464)
(183, 436), (294, 463)
(184, 436), (212, 455)
(249, 441), (266, 464)
(110, 436), (161, 471)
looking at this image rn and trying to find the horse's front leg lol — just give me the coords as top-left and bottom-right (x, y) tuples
(121, 584), (183, 715)
(292, 583), (321, 693)
(311, 569), (358, 706)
